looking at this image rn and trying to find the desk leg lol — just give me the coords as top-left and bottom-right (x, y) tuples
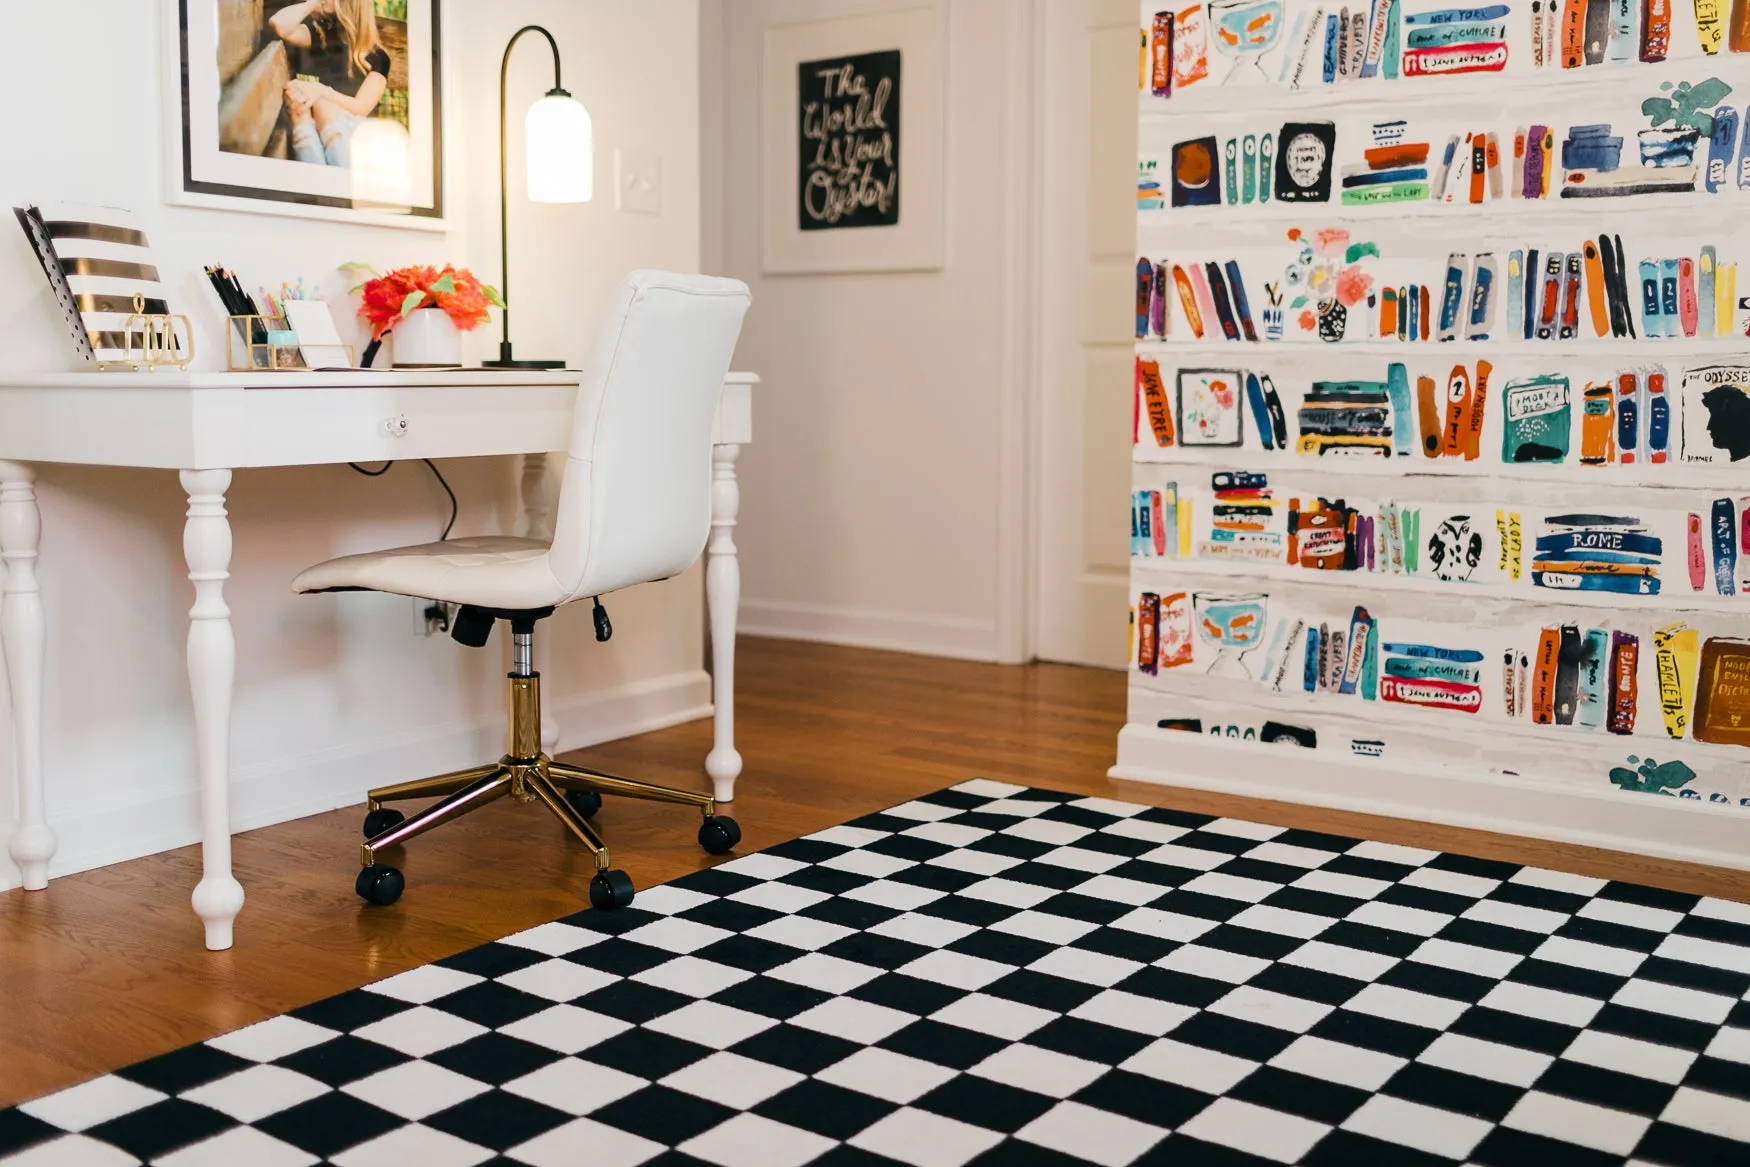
(181, 470), (244, 950)
(0, 463), (52, 890)
(705, 444), (742, 804)
(521, 454), (560, 754)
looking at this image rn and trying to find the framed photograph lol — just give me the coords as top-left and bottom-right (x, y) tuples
(165, 0), (446, 230)
(761, 6), (944, 274)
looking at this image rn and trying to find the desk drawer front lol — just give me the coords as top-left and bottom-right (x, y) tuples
(240, 386), (575, 465)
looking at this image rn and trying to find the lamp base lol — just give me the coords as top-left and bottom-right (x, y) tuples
(484, 340), (565, 370)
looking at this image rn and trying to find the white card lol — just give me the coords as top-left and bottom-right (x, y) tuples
(283, 300), (352, 369)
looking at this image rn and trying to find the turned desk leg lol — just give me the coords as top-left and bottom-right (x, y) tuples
(705, 444), (742, 804)
(521, 454), (560, 754)
(0, 462), (52, 890)
(182, 470), (244, 950)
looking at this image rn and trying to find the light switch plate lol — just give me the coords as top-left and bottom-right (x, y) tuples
(615, 148), (663, 215)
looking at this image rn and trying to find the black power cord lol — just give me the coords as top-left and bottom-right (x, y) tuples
(421, 459), (458, 541)
(347, 460), (458, 541)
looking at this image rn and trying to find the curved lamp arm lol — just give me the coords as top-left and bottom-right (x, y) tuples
(498, 25), (566, 358)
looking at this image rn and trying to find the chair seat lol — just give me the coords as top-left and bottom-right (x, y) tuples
(293, 536), (568, 609)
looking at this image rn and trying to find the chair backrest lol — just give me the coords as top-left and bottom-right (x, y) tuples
(546, 270), (751, 602)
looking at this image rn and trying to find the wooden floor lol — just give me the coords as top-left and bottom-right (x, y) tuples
(5, 637), (1749, 1108)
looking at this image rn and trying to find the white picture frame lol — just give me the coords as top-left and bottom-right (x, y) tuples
(160, 0), (449, 231)
(761, 5), (945, 274)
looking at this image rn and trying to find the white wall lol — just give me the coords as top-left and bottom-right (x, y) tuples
(0, 0), (708, 888)
(702, 0), (1039, 662)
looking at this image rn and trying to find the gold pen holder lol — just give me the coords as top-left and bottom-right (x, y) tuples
(226, 315), (354, 372)
(96, 295), (194, 371)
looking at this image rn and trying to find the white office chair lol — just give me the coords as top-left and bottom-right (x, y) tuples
(294, 271), (751, 912)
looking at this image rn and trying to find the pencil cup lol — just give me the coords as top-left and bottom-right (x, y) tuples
(226, 315), (352, 372)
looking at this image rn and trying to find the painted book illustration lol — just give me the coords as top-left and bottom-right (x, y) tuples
(1171, 138), (1221, 206)
(1681, 364), (1750, 462)
(1132, 486), (1179, 559)
(1297, 377), (1395, 455)
(1274, 122), (1337, 201)
(1654, 622), (1699, 738)
(1287, 497), (1358, 570)
(1533, 514), (1662, 594)
(1502, 374), (1572, 462)
(1341, 120), (1431, 205)
(1693, 636), (1750, 746)
(1136, 357), (1176, 447)
(1200, 472), (1282, 562)
(1379, 641), (1483, 713)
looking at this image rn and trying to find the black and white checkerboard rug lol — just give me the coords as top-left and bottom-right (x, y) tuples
(5, 780), (1750, 1167)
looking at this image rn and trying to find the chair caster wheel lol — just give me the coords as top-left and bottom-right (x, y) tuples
(356, 864), (404, 906)
(565, 789), (603, 819)
(699, 815), (742, 855)
(589, 869), (635, 910)
(362, 807), (405, 839)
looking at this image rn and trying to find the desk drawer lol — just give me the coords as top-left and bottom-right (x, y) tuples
(239, 385), (575, 466)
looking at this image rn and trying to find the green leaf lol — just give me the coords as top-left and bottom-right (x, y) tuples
(1345, 242), (1380, 264)
(428, 273), (456, 294)
(399, 290), (427, 317)
(483, 285), (507, 309)
(338, 262), (379, 276)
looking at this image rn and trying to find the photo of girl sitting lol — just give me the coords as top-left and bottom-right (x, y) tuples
(268, 0), (393, 168)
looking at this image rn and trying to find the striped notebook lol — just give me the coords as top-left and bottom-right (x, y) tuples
(12, 202), (178, 364)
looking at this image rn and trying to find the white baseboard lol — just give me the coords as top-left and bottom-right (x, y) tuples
(740, 597), (998, 661)
(550, 669), (714, 759)
(5, 670), (713, 888)
(1113, 725), (1750, 873)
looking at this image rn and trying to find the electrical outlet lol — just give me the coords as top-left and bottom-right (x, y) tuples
(414, 598), (456, 636)
(615, 148), (662, 215)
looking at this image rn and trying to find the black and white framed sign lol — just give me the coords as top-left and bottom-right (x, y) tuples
(164, 0), (446, 230)
(763, 7), (943, 273)
(797, 48), (901, 233)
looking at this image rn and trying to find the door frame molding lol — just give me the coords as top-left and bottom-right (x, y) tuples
(1025, 0), (1137, 668)
(994, 0), (1048, 665)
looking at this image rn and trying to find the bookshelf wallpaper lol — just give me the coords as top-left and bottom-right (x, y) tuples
(1123, 0), (1750, 811)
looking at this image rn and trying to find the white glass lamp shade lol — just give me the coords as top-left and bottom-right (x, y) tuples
(525, 93), (593, 203)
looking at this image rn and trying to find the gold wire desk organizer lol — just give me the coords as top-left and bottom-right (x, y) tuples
(225, 314), (355, 372)
(96, 294), (194, 371)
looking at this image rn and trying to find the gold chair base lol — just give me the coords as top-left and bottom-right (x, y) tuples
(359, 673), (717, 874)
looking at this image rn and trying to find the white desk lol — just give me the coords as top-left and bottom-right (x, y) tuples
(0, 368), (754, 949)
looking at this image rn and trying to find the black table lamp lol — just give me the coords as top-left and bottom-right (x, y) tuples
(484, 25), (593, 370)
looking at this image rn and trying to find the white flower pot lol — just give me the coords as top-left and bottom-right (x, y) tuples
(391, 307), (462, 368)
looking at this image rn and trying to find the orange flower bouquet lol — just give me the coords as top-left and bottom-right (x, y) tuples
(343, 263), (506, 341)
